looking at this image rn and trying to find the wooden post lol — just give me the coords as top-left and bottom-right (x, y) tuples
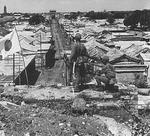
(66, 64), (68, 86)
(64, 54), (69, 86)
(13, 54), (15, 86)
(40, 33), (42, 69)
(65, 60), (68, 86)
(18, 54), (21, 85)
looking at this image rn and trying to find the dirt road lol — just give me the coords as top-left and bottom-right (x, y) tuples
(36, 19), (67, 86)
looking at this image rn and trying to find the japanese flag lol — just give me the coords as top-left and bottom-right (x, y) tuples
(0, 29), (21, 58)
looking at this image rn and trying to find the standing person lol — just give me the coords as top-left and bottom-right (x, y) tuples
(45, 37), (56, 68)
(69, 33), (89, 92)
(95, 55), (117, 92)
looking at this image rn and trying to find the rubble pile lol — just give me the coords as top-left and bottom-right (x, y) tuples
(0, 105), (113, 136)
(0, 83), (150, 135)
(125, 118), (150, 136)
(121, 96), (150, 136)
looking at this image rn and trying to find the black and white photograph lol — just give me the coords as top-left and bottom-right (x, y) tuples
(0, 0), (149, 135)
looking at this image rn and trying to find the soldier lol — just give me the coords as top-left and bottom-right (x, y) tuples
(45, 36), (56, 68)
(95, 55), (117, 92)
(69, 33), (89, 92)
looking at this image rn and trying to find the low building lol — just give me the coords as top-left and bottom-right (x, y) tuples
(110, 54), (147, 84)
(137, 53), (150, 83)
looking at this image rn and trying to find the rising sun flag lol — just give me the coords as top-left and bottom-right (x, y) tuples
(0, 28), (21, 59)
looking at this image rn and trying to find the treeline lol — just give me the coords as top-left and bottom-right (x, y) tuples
(64, 11), (130, 20)
(123, 10), (150, 30)
(64, 10), (150, 30)
(85, 11), (128, 20)
(64, 12), (83, 20)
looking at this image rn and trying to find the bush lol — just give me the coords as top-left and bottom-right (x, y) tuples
(29, 14), (45, 25)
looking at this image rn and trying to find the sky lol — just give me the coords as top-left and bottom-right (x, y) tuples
(0, 0), (150, 13)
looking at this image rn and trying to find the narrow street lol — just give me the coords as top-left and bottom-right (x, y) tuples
(36, 19), (67, 86)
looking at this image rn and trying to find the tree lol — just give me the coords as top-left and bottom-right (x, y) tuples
(123, 10), (150, 29)
(64, 12), (80, 20)
(70, 12), (78, 20)
(29, 14), (45, 25)
(139, 10), (150, 29)
(123, 10), (141, 29)
(23, 13), (30, 18)
(107, 13), (115, 24)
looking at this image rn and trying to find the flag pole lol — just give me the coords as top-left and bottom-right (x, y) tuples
(14, 26), (29, 87)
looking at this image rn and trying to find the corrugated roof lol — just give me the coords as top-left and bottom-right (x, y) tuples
(123, 44), (150, 56)
(109, 53), (141, 64)
(84, 38), (110, 51)
(139, 53), (150, 61)
(114, 41), (147, 50)
(106, 48), (124, 62)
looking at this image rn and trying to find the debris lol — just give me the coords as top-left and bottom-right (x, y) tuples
(0, 101), (20, 110)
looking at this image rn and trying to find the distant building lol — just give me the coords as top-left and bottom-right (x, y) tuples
(13, 13), (22, 20)
(49, 10), (56, 19)
(50, 10), (56, 15)
(4, 5), (7, 14)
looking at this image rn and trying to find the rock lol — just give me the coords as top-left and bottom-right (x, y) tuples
(93, 115), (132, 136)
(14, 88), (19, 92)
(79, 89), (104, 99)
(59, 123), (64, 126)
(57, 83), (63, 87)
(72, 97), (86, 111)
(67, 122), (71, 127)
(95, 101), (120, 110)
(82, 122), (85, 125)
(29, 131), (36, 136)
(0, 130), (5, 136)
(0, 87), (4, 93)
(25, 131), (36, 136)
(21, 101), (26, 106)
(24, 132), (30, 136)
